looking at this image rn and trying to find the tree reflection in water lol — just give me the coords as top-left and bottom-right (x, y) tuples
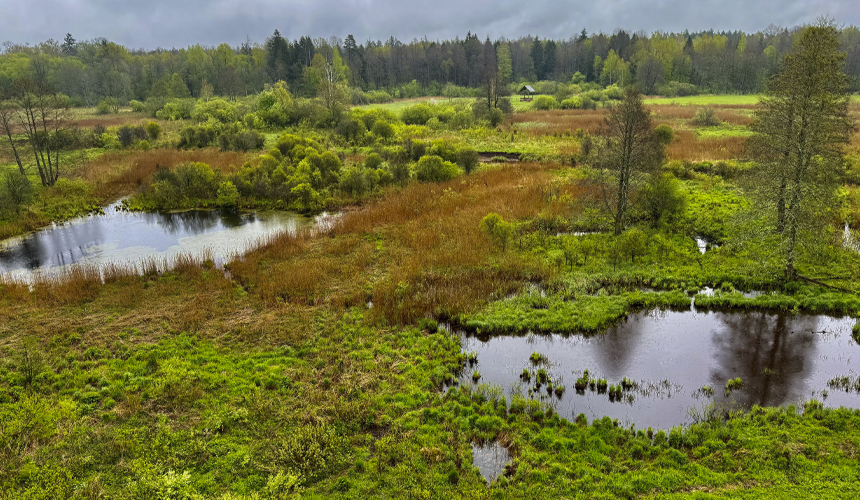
(711, 312), (817, 409)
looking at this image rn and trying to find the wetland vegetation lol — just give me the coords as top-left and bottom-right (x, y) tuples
(1, 19), (860, 500)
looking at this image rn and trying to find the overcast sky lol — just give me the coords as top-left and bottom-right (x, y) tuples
(2, 0), (858, 49)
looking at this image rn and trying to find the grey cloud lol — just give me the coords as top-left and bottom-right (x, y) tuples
(3, 0), (858, 48)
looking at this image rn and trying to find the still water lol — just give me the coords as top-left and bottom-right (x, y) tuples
(471, 441), (510, 483)
(459, 308), (860, 429)
(0, 201), (320, 280)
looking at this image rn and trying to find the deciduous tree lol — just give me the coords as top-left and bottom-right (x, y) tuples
(596, 87), (664, 235)
(747, 20), (856, 279)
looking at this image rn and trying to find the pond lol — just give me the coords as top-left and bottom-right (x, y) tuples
(0, 201), (329, 280)
(458, 307), (860, 430)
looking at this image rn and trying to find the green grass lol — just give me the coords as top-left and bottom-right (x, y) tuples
(462, 290), (691, 334)
(695, 124), (756, 139)
(645, 94), (860, 106)
(356, 95), (534, 113)
(644, 95), (763, 106)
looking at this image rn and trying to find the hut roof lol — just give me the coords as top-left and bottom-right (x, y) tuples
(519, 85), (535, 93)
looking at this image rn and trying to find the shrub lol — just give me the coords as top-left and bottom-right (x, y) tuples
(532, 95), (559, 110)
(116, 125), (147, 148)
(191, 98), (237, 123)
(415, 155), (459, 182)
(640, 173), (686, 228)
(580, 96), (597, 110)
(138, 140), (150, 151)
(218, 129), (265, 152)
(603, 84), (624, 100)
(178, 124), (218, 148)
(427, 139), (459, 163)
(401, 104), (434, 125)
(371, 120), (395, 141)
(654, 124), (674, 145)
(457, 148), (479, 174)
(2, 170), (33, 214)
(95, 97), (117, 115)
(156, 99), (194, 120)
(479, 213), (513, 249)
(656, 81), (699, 97)
(560, 97), (582, 109)
(216, 181), (239, 208)
(145, 121), (162, 140)
(129, 100), (145, 112)
(365, 153), (384, 170)
(691, 107), (721, 127)
(335, 117), (367, 143)
(340, 167), (369, 197)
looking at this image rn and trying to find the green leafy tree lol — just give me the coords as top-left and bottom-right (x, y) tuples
(747, 21), (856, 279)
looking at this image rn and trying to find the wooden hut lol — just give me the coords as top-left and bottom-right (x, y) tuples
(518, 85), (535, 102)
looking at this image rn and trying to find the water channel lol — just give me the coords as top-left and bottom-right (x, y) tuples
(0, 201), (327, 280)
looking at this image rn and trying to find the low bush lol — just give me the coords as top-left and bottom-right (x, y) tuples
(691, 107), (722, 127)
(532, 95), (559, 110)
(415, 155), (460, 182)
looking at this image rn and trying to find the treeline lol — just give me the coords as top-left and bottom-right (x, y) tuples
(2, 26), (860, 106)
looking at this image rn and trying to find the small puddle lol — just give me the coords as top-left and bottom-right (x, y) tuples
(471, 441), (510, 483)
(695, 236), (720, 254)
(460, 309), (859, 429)
(845, 223), (859, 253)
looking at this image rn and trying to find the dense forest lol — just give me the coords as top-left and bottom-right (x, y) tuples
(2, 26), (860, 107)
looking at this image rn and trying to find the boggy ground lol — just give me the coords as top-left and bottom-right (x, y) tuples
(2, 159), (860, 499)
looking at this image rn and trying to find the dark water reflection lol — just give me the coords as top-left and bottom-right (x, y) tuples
(0, 201), (315, 279)
(460, 309), (860, 429)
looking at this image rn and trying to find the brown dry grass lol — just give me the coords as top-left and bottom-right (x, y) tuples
(667, 131), (747, 162)
(651, 105), (754, 126)
(70, 115), (150, 129)
(513, 110), (606, 136)
(84, 148), (256, 199)
(230, 163), (557, 324)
